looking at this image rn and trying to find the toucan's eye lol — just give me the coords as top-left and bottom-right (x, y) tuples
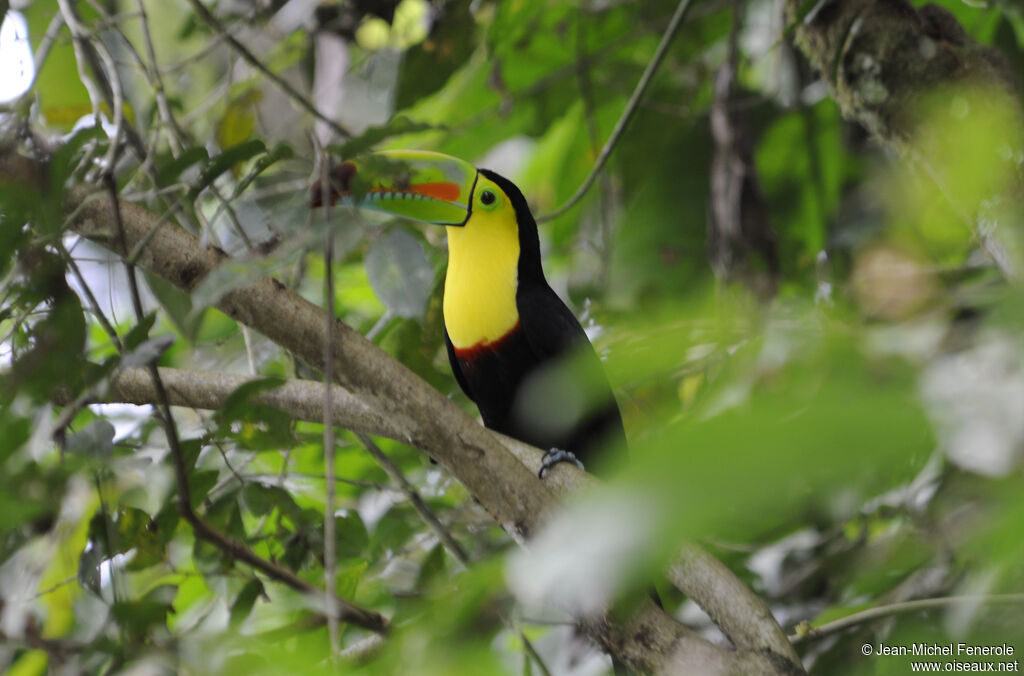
(480, 189), (496, 206)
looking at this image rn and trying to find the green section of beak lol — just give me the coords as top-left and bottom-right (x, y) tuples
(338, 150), (478, 227)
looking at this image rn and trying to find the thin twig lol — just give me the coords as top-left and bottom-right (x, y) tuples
(27, 12), (66, 93)
(60, 242), (123, 352)
(355, 433), (470, 566)
(133, 0), (186, 154)
(790, 594), (1024, 645)
(537, 0), (697, 223)
(240, 472), (388, 491)
(323, 226), (341, 656)
(185, 0), (351, 138)
(517, 622), (553, 676)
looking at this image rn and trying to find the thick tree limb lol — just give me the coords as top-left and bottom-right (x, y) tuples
(786, 0), (1019, 142)
(2, 151), (801, 674)
(785, 0), (1024, 276)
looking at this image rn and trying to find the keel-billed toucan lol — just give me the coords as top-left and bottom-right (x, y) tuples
(312, 150), (624, 477)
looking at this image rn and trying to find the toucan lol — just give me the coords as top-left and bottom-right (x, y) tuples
(311, 150), (625, 477)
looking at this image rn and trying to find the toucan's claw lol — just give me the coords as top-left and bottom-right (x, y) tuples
(538, 448), (584, 479)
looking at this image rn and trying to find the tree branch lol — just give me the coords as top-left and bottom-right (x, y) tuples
(56, 363), (803, 671)
(790, 594), (1024, 646)
(2, 150), (801, 674)
(784, 0), (1024, 277)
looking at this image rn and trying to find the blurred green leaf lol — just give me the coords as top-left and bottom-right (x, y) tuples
(230, 578), (265, 627)
(154, 146), (209, 188)
(333, 511), (369, 560)
(65, 419), (115, 458)
(365, 228), (435, 319)
(144, 272), (205, 342)
(23, 3), (93, 129)
(331, 116), (440, 159)
(190, 139), (267, 199)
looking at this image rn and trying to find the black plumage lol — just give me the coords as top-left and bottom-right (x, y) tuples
(443, 170), (625, 474)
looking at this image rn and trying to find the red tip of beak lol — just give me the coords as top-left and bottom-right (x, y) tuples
(310, 162), (357, 208)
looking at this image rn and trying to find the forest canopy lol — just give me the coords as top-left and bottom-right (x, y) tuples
(0, 0), (1023, 674)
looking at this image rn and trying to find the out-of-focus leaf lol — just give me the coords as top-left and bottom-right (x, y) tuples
(416, 543), (446, 589)
(188, 470), (219, 510)
(394, 0), (475, 110)
(229, 578), (265, 627)
(123, 311), (157, 351)
(144, 272), (205, 342)
(331, 116), (440, 160)
(112, 584), (177, 641)
(756, 100), (846, 272)
(369, 505), (417, 558)
(154, 146), (209, 188)
(217, 90), (260, 151)
(365, 228), (435, 319)
(190, 139), (267, 199)
(336, 560), (368, 600)
(0, 412), (31, 463)
(121, 334), (175, 368)
(231, 142), (295, 199)
(23, 3), (93, 128)
(216, 377), (286, 423)
(65, 419), (115, 458)
(333, 510), (369, 560)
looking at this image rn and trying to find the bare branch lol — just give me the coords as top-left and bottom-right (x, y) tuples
(537, 0), (697, 223)
(323, 230), (341, 656)
(790, 594), (1024, 646)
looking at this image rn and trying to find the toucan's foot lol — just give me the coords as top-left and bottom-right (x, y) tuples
(538, 448), (584, 479)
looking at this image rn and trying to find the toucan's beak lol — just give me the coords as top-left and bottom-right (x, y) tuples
(310, 150), (477, 227)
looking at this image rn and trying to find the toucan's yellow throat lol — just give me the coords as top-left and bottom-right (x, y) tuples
(443, 172), (522, 350)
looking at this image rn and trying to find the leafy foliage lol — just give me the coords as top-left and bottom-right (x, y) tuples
(1, 0), (1023, 674)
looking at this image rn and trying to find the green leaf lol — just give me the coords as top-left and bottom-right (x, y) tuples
(154, 146), (209, 188)
(330, 116), (440, 159)
(188, 470), (219, 510)
(336, 560), (368, 600)
(333, 511), (370, 560)
(394, 0), (475, 110)
(179, 438), (203, 470)
(230, 142), (295, 199)
(416, 543), (446, 589)
(112, 584), (177, 641)
(23, 3), (93, 129)
(0, 412), (31, 463)
(229, 579), (265, 627)
(189, 139), (267, 199)
(144, 272), (205, 342)
(217, 91), (259, 151)
(217, 377), (286, 423)
(123, 311), (158, 351)
(241, 483), (274, 516)
(121, 334), (175, 368)
(365, 228), (436, 319)
(65, 419), (115, 458)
